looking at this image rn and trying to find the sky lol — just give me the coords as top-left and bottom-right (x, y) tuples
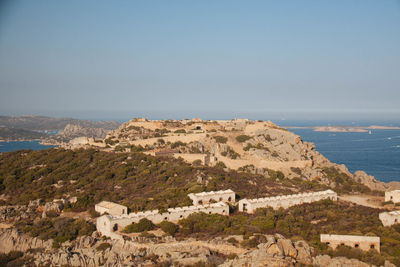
(0, 0), (399, 121)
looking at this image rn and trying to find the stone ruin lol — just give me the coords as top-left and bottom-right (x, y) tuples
(188, 189), (236, 205)
(238, 189), (337, 214)
(96, 189), (341, 239)
(320, 234), (380, 252)
(96, 202), (229, 239)
(379, 210), (400, 226)
(385, 190), (400, 203)
(96, 189), (235, 239)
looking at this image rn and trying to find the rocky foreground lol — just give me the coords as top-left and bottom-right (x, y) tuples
(0, 228), (395, 267)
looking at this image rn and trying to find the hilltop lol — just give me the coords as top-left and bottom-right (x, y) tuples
(69, 118), (394, 193)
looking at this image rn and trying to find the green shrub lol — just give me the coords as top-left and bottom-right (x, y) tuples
(124, 218), (155, 233)
(171, 141), (186, 149)
(179, 212), (230, 235)
(215, 162), (227, 169)
(236, 135), (251, 143)
(19, 217), (95, 247)
(213, 136), (228, 144)
(174, 129), (186, 134)
(158, 221), (179, 236)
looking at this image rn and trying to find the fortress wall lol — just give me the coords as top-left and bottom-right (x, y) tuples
(130, 133), (207, 147)
(320, 234), (380, 252)
(379, 211), (400, 226)
(218, 156), (312, 172)
(96, 202), (229, 238)
(188, 190), (235, 206)
(238, 190), (337, 214)
(385, 190), (400, 203)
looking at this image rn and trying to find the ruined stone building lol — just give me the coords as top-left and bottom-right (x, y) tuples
(96, 190), (235, 239)
(385, 190), (400, 203)
(379, 210), (400, 226)
(238, 190), (337, 214)
(188, 189), (235, 205)
(95, 201), (128, 216)
(320, 234), (380, 252)
(97, 202), (229, 239)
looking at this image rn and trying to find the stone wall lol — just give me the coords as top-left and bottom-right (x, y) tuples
(238, 190), (337, 214)
(188, 189), (235, 206)
(320, 234), (380, 252)
(96, 202), (229, 239)
(379, 210), (400, 226)
(385, 190), (400, 203)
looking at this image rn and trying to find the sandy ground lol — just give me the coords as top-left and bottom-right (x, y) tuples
(339, 195), (385, 209)
(0, 223), (13, 229)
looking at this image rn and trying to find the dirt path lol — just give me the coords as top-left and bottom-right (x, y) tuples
(339, 195), (385, 209)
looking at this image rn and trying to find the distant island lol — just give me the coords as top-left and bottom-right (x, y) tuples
(0, 115), (121, 143)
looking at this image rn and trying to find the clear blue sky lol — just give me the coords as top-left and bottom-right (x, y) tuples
(0, 0), (399, 120)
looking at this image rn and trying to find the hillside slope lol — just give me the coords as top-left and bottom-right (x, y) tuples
(98, 118), (391, 192)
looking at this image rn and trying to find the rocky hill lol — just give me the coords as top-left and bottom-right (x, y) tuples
(0, 228), (395, 267)
(99, 118), (393, 192)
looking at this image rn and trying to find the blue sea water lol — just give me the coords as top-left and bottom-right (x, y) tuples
(0, 141), (56, 153)
(288, 128), (400, 183)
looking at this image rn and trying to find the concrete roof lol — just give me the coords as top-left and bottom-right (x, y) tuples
(188, 189), (234, 198)
(96, 201), (126, 210)
(320, 234), (380, 242)
(239, 190), (336, 204)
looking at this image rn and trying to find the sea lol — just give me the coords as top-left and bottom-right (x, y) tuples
(288, 128), (400, 183)
(275, 119), (400, 183)
(0, 120), (399, 183)
(0, 141), (56, 153)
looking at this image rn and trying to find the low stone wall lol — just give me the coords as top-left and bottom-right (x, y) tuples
(238, 190), (337, 214)
(188, 189), (235, 206)
(379, 210), (400, 226)
(97, 202), (229, 238)
(320, 234), (380, 252)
